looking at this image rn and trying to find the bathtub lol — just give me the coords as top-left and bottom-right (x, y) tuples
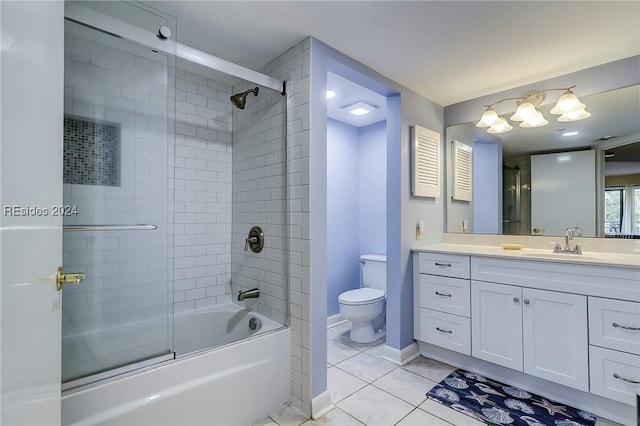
(62, 304), (290, 426)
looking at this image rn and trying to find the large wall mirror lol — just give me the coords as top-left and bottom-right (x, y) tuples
(445, 70), (640, 238)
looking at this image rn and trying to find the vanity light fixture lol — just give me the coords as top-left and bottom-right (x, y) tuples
(476, 86), (590, 133)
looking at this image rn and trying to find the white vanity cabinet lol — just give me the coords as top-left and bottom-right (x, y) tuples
(414, 253), (471, 355)
(588, 297), (640, 405)
(471, 281), (588, 391)
(413, 247), (640, 424)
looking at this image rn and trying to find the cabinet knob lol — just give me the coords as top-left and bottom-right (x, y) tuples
(513, 297), (519, 303)
(523, 299), (530, 305)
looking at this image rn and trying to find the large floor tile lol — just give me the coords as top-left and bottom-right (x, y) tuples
(252, 417), (279, 426)
(373, 367), (438, 406)
(396, 408), (453, 426)
(328, 366), (367, 404)
(402, 356), (455, 383)
(327, 339), (360, 365)
(269, 405), (309, 426)
(327, 323), (351, 341)
(301, 407), (364, 426)
(337, 332), (385, 352)
(419, 399), (486, 426)
(335, 352), (398, 383)
(337, 385), (414, 426)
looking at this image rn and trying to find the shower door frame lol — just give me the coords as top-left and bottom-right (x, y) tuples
(61, 1), (289, 393)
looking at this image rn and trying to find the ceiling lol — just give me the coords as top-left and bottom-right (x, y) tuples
(146, 1), (640, 107)
(326, 72), (387, 127)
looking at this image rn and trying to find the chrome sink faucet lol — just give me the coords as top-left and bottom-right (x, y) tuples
(553, 226), (583, 254)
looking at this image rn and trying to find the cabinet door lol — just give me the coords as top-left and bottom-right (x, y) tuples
(522, 288), (588, 391)
(471, 281), (523, 371)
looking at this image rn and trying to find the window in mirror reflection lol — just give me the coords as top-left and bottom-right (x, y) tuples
(605, 186), (640, 237)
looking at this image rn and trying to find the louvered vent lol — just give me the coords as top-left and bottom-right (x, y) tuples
(452, 140), (473, 201)
(412, 125), (441, 198)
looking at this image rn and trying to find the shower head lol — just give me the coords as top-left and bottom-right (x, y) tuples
(230, 87), (259, 109)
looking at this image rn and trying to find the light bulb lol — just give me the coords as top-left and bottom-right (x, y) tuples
(476, 108), (501, 128)
(487, 117), (513, 134)
(520, 111), (549, 128)
(550, 90), (586, 115)
(510, 102), (538, 122)
(558, 108), (591, 122)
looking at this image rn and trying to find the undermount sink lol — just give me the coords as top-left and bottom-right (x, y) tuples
(518, 250), (639, 264)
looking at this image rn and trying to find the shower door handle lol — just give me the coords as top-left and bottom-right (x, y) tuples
(56, 266), (85, 291)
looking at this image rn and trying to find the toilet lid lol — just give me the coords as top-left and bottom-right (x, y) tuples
(339, 288), (385, 306)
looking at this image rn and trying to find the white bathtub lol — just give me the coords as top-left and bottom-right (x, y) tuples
(62, 304), (290, 426)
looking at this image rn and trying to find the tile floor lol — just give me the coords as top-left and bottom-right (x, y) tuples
(255, 322), (622, 426)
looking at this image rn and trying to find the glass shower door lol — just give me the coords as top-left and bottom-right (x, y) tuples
(61, 13), (173, 384)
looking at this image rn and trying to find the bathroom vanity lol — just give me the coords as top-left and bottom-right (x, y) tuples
(412, 243), (640, 425)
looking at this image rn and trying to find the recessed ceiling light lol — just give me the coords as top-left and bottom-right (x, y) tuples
(326, 90), (336, 99)
(350, 107), (370, 116)
(604, 152), (616, 158)
(562, 131), (579, 137)
(343, 101), (377, 116)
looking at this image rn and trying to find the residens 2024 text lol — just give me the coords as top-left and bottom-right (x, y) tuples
(3, 205), (79, 216)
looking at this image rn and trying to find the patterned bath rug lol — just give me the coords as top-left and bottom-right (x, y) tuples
(426, 369), (597, 426)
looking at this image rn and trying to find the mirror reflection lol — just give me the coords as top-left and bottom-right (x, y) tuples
(446, 84), (640, 238)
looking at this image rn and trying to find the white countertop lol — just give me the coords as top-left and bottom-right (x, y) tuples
(411, 243), (640, 268)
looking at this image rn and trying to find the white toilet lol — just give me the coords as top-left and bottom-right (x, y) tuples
(338, 254), (386, 343)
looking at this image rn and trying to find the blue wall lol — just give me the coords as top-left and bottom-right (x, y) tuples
(359, 121), (387, 255)
(326, 119), (387, 316)
(473, 141), (502, 234)
(308, 38), (443, 400)
(327, 119), (361, 316)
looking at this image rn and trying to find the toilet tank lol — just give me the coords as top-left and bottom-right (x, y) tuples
(360, 254), (387, 292)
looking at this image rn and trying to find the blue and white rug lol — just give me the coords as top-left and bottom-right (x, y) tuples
(426, 369), (597, 426)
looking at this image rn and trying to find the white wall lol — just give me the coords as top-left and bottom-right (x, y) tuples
(260, 40), (312, 415)
(1, 1), (64, 423)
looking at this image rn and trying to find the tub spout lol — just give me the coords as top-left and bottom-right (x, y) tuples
(238, 288), (260, 301)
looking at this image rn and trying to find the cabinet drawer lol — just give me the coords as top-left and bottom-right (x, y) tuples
(419, 275), (470, 317)
(589, 297), (640, 355)
(419, 252), (470, 279)
(589, 345), (640, 406)
(417, 308), (471, 355)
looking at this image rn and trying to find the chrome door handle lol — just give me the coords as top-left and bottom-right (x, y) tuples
(523, 299), (530, 305)
(513, 297), (520, 303)
(56, 266), (85, 291)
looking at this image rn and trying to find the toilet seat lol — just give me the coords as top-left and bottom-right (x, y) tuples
(338, 288), (385, 306)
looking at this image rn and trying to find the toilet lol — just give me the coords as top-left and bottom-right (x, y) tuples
(338, 254), (386, 343)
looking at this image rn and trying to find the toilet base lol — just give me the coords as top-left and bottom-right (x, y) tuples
(349, 320), (386, 344)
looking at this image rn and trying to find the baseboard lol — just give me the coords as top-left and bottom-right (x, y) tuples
(326, 314), (346, 328)
(381, 342), (420, 366)
(310, 390), (334, 420)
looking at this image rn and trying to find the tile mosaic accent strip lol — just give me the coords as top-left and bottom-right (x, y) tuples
(63, 115), (120, 186)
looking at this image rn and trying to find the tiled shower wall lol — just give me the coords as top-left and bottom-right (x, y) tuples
(261, 40), (312, 415)
(171, 69), (234, 313)
(231, 86), (288, 325)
